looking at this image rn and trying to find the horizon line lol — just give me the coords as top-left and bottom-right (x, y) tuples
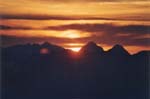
(1, 41), (150, 55)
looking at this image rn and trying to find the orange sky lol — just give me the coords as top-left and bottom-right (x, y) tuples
(0, 0), (150, 54)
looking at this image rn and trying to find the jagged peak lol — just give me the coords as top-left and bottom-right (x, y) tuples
(83, 41), (103, 49)
(85, 41), (97, 47)
(108, 44), (130, 55)
(80, 41), (104, 54)
(113, 44), (124, 50)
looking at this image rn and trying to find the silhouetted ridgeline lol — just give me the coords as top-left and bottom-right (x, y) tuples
(1, 42), (150, 99)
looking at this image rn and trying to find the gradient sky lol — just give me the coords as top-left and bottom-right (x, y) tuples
(0, 0), (150, 53)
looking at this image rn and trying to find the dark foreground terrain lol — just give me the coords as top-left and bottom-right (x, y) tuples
(1, 42), (149, 99)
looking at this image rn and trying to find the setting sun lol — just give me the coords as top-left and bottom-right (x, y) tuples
(69, 47), (81, 52)
(61, 30), (81, 39)
(61, 30), (91, 39)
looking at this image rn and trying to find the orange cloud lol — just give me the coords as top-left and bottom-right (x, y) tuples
(1, 0), (150, 19)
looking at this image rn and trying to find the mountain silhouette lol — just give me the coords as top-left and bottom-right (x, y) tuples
(41, 42), (65, 52)
(80, 41), (104, 55)
(1, 42), (149, 99)
(107, 44), (130, 56)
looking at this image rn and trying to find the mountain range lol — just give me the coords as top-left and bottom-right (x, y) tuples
(1, 42), (149, 99)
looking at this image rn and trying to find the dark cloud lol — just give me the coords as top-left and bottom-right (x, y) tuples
(0, 14), (77, 20)
(44, 23), (150, 46)
(45, 23), (150, 35)
(1, 23), (149, 47)
(94, 35), (150, 46)
(1, 14), (149, 21)
(0, 35), (86, 47)
(119, 25), (150, 34)
(0, 25), (33, 30)
(129, 38), (150, 46)
(45, 24), (113, 32)
(1, 24), (150, 35)
(0, 14), (112, 20)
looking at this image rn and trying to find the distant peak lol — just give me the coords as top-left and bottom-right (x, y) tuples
(113, 44), (124, 49)
(80, 41), (104, 54)
(84, 41), (98, 48)
(109, 44), (130, 55)
(86, 41), (97, 46)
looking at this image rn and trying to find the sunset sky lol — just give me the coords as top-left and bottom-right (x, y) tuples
(0, 0), (150, 54)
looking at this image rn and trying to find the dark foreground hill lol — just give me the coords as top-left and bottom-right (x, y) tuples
(1, 42), (149, 99)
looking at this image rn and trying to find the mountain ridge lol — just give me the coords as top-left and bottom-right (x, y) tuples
(2, 41), (149, 55)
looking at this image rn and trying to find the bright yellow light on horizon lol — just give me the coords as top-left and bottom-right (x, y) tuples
(61, 30), (91, 39)
(64, 32), (80, 39)
(69, 47), (81, 52)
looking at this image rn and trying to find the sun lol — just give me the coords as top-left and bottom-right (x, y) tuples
(70, 47), (81, 52)
(60, 30), (91, 39)
(62, 30), (81, 39)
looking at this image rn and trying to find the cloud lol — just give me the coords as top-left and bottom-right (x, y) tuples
(1, 23), (149, 47)
(119, 25), (150, 34)
(0, 14), (77, 20)
(44, 23), (150, 35)
(0, 25), (33, 30)
(1, 23), (149, 37)
(1, 14), (150, 21)
(44, 24), (114, 32)
(44, 23), (150, 46)
(0, 35), (87, 47)
(0, 14), (117, 20)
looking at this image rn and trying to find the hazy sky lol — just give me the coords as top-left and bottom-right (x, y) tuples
(0, 0), (150, 53)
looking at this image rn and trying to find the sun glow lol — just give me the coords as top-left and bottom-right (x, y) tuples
(61, 30), (80, 39)
(69, 47), (81, 52)
(61, 30), (91, 39)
